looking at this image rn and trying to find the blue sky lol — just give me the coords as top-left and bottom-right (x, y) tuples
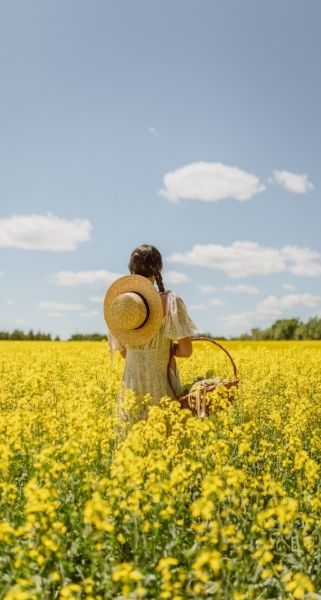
(1, 0), (320, 339)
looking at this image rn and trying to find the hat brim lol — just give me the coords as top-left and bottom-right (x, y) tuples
(104, 275), (163, 347)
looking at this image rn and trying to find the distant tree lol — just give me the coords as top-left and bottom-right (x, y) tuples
(238, 333), (251, 340)
(11, 329), (25, 340)
(69, 333), (106, 341)
(0, 331), (10, 340)
(304, 317), (321, 340)
(240, 316), (321, 341)
(250, 327), (264, 340)
(270, 318), (301, 340)
(0, 329), (53, 340)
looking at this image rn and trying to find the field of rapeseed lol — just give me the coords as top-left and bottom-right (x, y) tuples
(1, 340), (321, 600)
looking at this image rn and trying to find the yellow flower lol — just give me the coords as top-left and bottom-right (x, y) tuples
(283, 572), (314, 599)
(192, 550), (221, 575)
(3, 589), (35, 600)
(1, 339), (321, 599)
(112, 562), (143, 583)
(157, 557), (179, 571)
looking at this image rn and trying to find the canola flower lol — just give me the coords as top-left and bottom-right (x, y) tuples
(0, 340), (321, 599)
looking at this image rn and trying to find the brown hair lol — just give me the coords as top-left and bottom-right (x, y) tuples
(128, 244), (165, 293)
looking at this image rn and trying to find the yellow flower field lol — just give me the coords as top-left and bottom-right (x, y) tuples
(0, 340), (321, 599)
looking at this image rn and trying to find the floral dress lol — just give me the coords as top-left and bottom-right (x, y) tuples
(109, 292), (198, 407)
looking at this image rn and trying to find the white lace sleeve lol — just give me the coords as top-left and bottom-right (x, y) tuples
(108, 331), (125, 352)
(163, 292), (198, 340)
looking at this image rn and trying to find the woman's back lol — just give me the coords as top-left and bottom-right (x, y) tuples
(104, 244), (198, 424)
(110, 291), (197, 401)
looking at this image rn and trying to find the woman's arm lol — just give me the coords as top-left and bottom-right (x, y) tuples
(173, 337), (192, 358)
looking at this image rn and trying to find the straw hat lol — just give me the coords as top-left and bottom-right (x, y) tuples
(104, 274), (163, 346)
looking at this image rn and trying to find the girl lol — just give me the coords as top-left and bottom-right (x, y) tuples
(105, 244), (197, 418)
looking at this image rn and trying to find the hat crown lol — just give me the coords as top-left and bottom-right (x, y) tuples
(110, 292), (147, 331)
(104, 274), (163, 347)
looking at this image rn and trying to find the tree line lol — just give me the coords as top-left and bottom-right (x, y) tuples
(239, 316), (321, 341)
(0, 329), (60, 341)
(0, 330), (106, 341)
(1, 317), (321, 341)
(193, 316), (321, 341)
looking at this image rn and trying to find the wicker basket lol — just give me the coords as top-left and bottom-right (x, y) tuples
(168, 337), (239, 418)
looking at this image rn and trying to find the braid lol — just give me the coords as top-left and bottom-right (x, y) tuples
(128, 245), (164, 292)
(154, 271), (165, 293)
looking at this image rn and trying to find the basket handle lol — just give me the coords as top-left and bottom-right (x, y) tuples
(167, 337), (239, 398)
(189, 337), (239, 380)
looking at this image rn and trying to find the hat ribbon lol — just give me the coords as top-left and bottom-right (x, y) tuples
(129, 291), (150, 330)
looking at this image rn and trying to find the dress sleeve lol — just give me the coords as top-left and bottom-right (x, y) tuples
(163, 292), (198, 340)
(108, 330), (125, 352)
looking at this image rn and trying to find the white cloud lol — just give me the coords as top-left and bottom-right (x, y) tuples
(189, 297), (225, 311)
(39, 301), (86, 312)
(168, 242), (284, 277)
(5, 299), (14, 304)
(48, 270), (123, 287)
(159, 161), (266, 203)
(163, 271), (190, 285)
(255, 297), (283, 318)
(273, 170), (314, 193)
(199, 284), (217, 294)
(221, 284), (259, 294)
(220, 311), (254, 330)
(148, 126), (159, 137)
(90, 295), (104, 304)
(256, 294), (321, 318)
(0, 271), (3, 276)
(188, 303), (208, 310)
(0, 213), (92, 251)
(168, 241), (321, 278)
(282, 283), (296, 291)
(16, 318), (28, 325)
(220, 293), (321, 334)
(80, 309), (99, 318)
(50, 269), (189, 289)
(281, 245), (321, 277)
(208, 298), (225, 306)
(200, 283), (259, 294)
